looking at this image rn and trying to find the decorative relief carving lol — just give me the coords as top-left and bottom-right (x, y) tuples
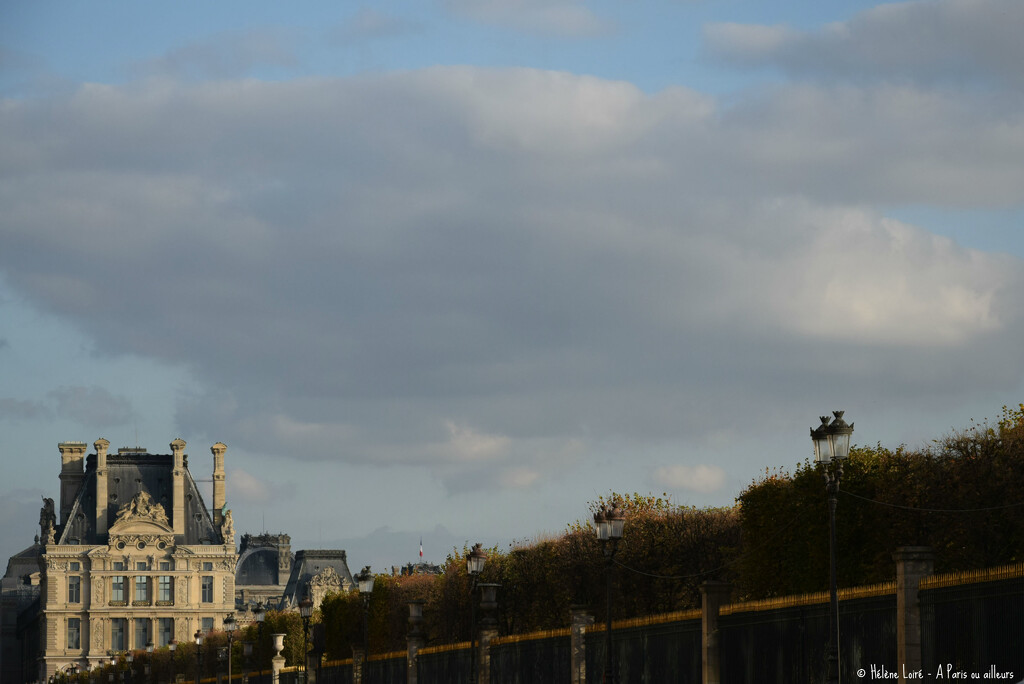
(45, 558), (69, 572)
(310, 566), (342, 588)
(91, 618), (104, 649)
(114, 491), (169, 526)
(92, 577), (104, 604)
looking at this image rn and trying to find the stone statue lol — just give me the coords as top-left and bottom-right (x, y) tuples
(115, 491), (169, 526)
(221, 509), (234, 541)
(39, 497), (56, 544)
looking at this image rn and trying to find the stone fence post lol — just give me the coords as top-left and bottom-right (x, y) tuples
(569, 606), (594, 684)
(477, 584), (501, 684)
(894, 547), (933, 683)
(700, 581), (731, 684)
(352, 647), (365, 684)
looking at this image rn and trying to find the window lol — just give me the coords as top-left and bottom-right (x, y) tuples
(67, 618), (80, 649)
(69, 562), (80, 571)
(135, 575), (150, 603)
(111, 575), (126, 603)
(136, 561), (149, 571)
(111, 618), (126, 650)
(201, 576), (214, 603)
(158, 618), (174, 647)
(113, 561), (126, 571)
(135, 619), (150, 650)
(159, 561), (173, 571)
(158, 575), (173, 603)
(202, 562), (213, 571)
(68, 576), (81, 603)
(201, 617), (214, 633)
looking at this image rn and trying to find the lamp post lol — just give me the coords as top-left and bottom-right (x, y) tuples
(299, 594), (314, 683)
(125, 651), (133, 684)
(193, 630), (204, 684)
(223, 614), (237, 684)
(144, 643), (153, 684)
(168, 639), (177, 684)
(466, 543), (486, 684)
(253, 602), (266, 662)
(243, 641), (253, 684)
(108, 654), (116, 684)
(811, 410), (854, 684)
(594, 503), (625, 684)
(355, 566), (375, 668)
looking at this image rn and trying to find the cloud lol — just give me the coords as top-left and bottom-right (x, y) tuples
(48, 386), (134, 427)
(652, 464), (727, 494)
(704, 0), (1024, 89)
(1, 67), (1023, 492)
(0, 398), (50, 421)
(445, 0), (613, 37)
(327, 8), (422, 43)
(131, 28), (300, 80)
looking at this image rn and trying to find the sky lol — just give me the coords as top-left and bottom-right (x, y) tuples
(2, 0), (1023, 575)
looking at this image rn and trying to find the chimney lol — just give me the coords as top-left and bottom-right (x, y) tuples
(170, 438), (186, 536)
(93, 438), (110, 537)
(58, 441), (87, 525)
(211, 443), (227, 527)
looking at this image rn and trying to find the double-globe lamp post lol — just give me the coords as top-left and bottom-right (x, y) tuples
(467, 543), (486, 684)
(299, 595), (314, 683)
(223, 614), (237, 684)
(811, 410), (854, 684)
(194, 630), (204, 684)
(594, 504), (625, 684)
(355, 566), (376, 666)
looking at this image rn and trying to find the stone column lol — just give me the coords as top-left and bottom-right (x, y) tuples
(477, 584), (500, 684)
(569, 606), (594, 684)
(700, 581), (731, 684)
(407, 601), (425, 684)
(271, 633), (286, 684)
(894, 547), (933, 682)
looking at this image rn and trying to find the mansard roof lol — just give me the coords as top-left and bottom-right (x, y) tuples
(56, 450), (222, 547)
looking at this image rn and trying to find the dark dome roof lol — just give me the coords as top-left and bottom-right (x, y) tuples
(236, 548), (279, 586)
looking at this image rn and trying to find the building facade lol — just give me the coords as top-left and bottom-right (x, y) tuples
(4, 438), (237, 682)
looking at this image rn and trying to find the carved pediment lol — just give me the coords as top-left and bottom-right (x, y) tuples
(114, 491), (169, 526)
(310, 566), (342, 588)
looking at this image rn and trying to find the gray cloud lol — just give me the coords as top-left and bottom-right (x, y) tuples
(1, 67), (1022, 491)
(0, 398), (50, 421)
(444, 0), (613, 37)
(48, 386), (134, 427)
(704, 0), (1024, 89)
(327, 8), (422, 43)
(130, 28), (301, 80)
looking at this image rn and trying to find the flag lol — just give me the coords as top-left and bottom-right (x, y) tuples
(419, 538), (423, 558)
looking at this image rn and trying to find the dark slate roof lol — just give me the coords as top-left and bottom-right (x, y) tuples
(56, 450), (221, 546)
(236, 548), (280, 586)
(282, 550), (354, 605)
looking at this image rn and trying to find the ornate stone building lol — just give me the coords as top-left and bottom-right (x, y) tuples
(2, 438), (237, 682)
(234, 532), (293, 610)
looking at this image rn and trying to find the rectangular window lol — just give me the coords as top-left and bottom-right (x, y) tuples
(201, 576), (214, 603)
(113, 561), (126, 571)
(136, 561), (149, 571)
(158, 575), (173, 603)
(159, 561), (173, 571)
(69, 562), (80, 571)
(158, 618), (173, 647)
(134, 619), (150, 650)
(135, 575), (150, 603)
(67, 618), (81, 650)
(111, 576), (126, 603)
(111, 618), (126, 651)
(68, 576), (81, 603)
(201, 617), (214, 633)
(202, 562), (213, 571)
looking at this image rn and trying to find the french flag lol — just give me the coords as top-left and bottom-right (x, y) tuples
(419, 537), (423, 558)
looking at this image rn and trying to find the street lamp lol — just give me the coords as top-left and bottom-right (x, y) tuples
(811, 410), (854, 684)
(355, 566), (375, 669)
(144, 643), (152, 684)
(168, 639), (177, 684)
(594, 503), (625, 684)
(253, 602), (266, 671)
(243, 641), (253, 684)
(299, 593), (314, 683)
(467, 543), (486, 684)
(125, 651), (133, 684)
(223, 614), (237, 684)
(193, 630), (204, 684)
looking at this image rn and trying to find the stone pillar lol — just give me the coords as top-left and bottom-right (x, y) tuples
(58, 441), (87, 525)
(271, 633), (286, 684)
(477, 584), (500, 684)
(170, 439), (186, 536)
(569, 606), (594, 684)
(407, 600), (425, 684)
(352, 646), (365, 684)
(94, 438), (110, 538)
(700, 581), (731, 684)
(211, 442), (227, 527)
(894, 547), (933, 682)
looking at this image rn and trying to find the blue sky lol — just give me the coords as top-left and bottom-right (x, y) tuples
(2, 0), (1023, 573)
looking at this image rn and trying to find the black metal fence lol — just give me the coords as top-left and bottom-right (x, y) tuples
(585, 616), (701, 684)
(417, 645), (471, 684)
(490, 632), (571, 684)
